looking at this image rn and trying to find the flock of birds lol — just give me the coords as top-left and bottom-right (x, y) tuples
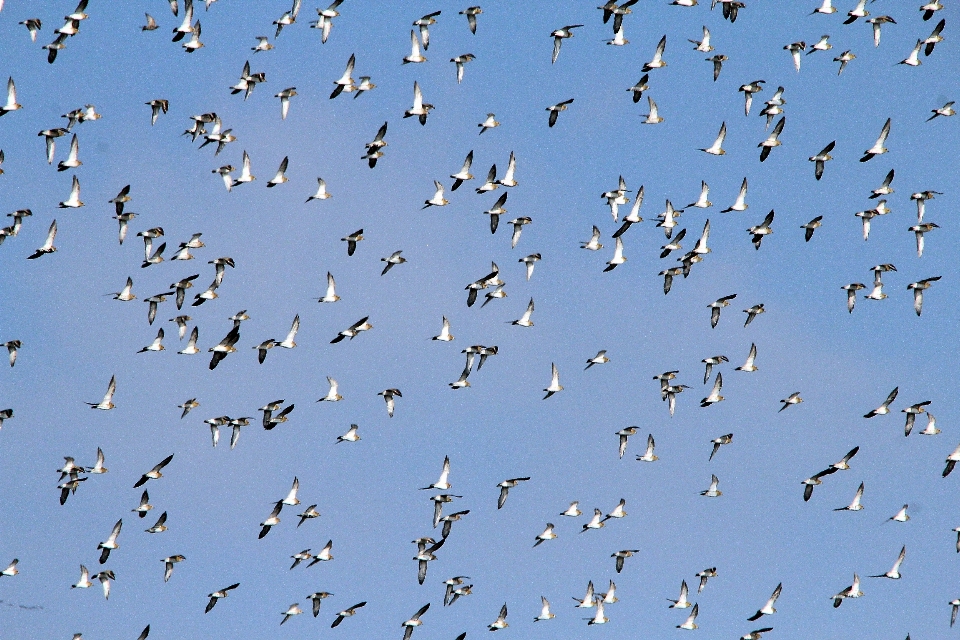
(0, 0), (957, 638)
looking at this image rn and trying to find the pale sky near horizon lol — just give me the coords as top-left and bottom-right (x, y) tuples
(0, 1), (958, 639)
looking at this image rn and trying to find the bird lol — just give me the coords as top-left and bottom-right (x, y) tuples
(306, 592), (333, 617)
(900, 39), (924, 66)
(546, 99), (574, 127)
(602, 498), (628, 522)
(0, 78), (21, 116)
(701, 373), (724, 406)
(488, 603), (509, 631)
(861, 118), (891, 162)
(331, 316), (372, 343)
(835, 482), (865, 512)
(450, 53), (476, 84)
(423, 181), (449, 209)
(311, 0), (343, 42)
(758, 117), (785, 161)
(318, 272), (340, 303)
(457, 4), (484, 34)
(809, 141), (835, 180)
(643, 96), (664, 124)
(137, 327), (164, 353)
(707, 54), (728, 81)
(739, 80), (765, 115)
(232, 150), (256, 186)
(812, 0), (837, 13)
(743, 303), (766, 326)
(911, 190), (942, 221)
(801, 216), (823, 242)
(378, 388), (401, 418)
(834, 49), (856, 75)
(708, 434), (733, 462)
(947, 443), (960, 477)
(643, 35), (668, 71)
(808, 34), (832, 54)
(902, 401), (932, 436)
(722, 178), (749, 212)
(889, 504), (911, 522)
(1, 340), (20, 368)
(582, 225), (603, 251)
(832, 574), (863, 607)
(865, 388), (898, 418)
(581, 508), (605, 533)
(252, 36), (274, 53)
(205, 583), (240, 613)
(677, 604), (699, 630)
(748, 583), (782, 620)
(331, 602), (366, 628)
(97, 519), (123, 564)
(57, 135), (82, 172)
(497, 477), (530, 508)
(702, 355), (728, 384)
(404, 81), (433, 125)
(58, 175), (84, 209)
(511, 298), (535, 328)
(637, 434), (658, 462)
(420, 457), (452, 492)
(689, 25), (713, 51)
(543, 363), (563, 399)
(401, 603), (430, 640)
(413, 537), (444, 584)
(587, 598), (609, 625)
(134, 454), (174, 488)
(20, 18), (42, 41)
(928, 101), (955, 121)
(920, 413), (940, 435)
(841, 283), (866, 312)
(908, 276), (941, 315)
(162, 555), (185, 582)
(478, 113), (499, 135)
(533, 523), (557, 547)
(315, 376), (343, 403)
(603, 236), (627, 273)
(616, 427), (637, 458)
(736, 343), (758, 372)
(86, 375), (117, 410)
(784, 41), (806, 71)
(866, 15), (896, 47)
(146, 99), (169, 126)
(280, 603), (302, 625)
(701, 474), (722, 497)
(612, 550), (640, 574)
(534, 596), (555, 621)
(627, 74), (650, 103)
(669, 580), (693, 608)
(0, 559), (18, 579)
(208, 325), (240, 370)
(341, 229), (364, 256)
(509, 217), (531, 248)
(72, 564), (93, 589)
(779, 392), (803, 412)
(551, 25), (583, 63)
(305, 178), (331, 202)
(330, 53), (355, 99)
(870, 546), (905, 579)
(413, 10), (440, 49)
(708, 294), (737, 328)
(697, 568), (717, 593)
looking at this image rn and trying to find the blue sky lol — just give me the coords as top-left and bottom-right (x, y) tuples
(0, 0), (959, 638)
